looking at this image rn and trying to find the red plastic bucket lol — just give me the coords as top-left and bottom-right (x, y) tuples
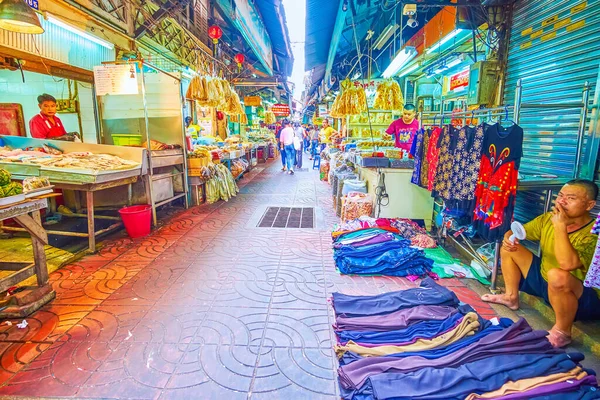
(119, 205), (152, 238)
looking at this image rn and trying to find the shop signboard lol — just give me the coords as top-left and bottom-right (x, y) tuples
(272, 104), (290, 117)
(450, 69), (470, 91)
(93, 65), (139, 96)
(25, 0), (38, 10)
(318, 104), (328, 117)
(244, 96), (262, 107)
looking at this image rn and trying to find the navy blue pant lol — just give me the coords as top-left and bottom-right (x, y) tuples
(356, 352), (583, 400)
(332, 278), (460, 318)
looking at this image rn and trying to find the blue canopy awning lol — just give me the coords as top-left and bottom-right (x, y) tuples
(305, 0), (341, 71)
(254, 0), (294, 77)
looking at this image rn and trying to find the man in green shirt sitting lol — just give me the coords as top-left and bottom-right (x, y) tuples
(482, 179), (599, 348)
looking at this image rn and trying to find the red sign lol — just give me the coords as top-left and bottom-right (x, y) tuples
(271, 103), (290, 116)
(450, 69), (469, 91)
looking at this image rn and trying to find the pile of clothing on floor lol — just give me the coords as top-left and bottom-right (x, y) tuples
(331, 278), (599, 400)
(332, 216), (490, 282)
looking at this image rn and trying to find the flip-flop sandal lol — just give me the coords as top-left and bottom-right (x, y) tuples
(481, 293), (519, 311)
(547, 329), (572, 348)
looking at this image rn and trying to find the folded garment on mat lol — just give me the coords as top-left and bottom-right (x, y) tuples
(336, 311), (465, 346)
(338, 318), (559, 392)
(332, 277), (460, 318)
(334, 304), (459, 332)
(333, 230), (399, 249)
(492, 376), (599, 400)
(338, 318), (514, 366)
(353, 352), (584, 400)
(335, 312), (480, 358)
(465, 366), (592, 400)
(335, 249), (434, 277)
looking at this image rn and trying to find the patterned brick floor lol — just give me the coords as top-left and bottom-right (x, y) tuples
(0, 156), (496, 399)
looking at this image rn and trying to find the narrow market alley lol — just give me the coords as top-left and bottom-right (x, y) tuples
(0, 158), (498, 399)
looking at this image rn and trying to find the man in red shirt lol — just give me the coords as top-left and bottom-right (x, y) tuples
(385, 104), (419, 152)
(28, 94), (77, 141)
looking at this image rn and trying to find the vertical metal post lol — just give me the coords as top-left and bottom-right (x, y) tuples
(490, 240), (502, 292)
(462, 99), (467, 126)
(574, 81), (591, 178)
(139, 62), (157, 226)
(543, 189), (554, 213)
(514, 79), (523, 124)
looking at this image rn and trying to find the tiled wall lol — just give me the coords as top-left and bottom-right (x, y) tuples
(0, 70), (98, 143)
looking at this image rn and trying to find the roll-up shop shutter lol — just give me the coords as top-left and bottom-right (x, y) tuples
(503, 0), (600, 224)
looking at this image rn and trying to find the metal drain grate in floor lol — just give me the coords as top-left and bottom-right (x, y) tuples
(258, 207), (315, 229)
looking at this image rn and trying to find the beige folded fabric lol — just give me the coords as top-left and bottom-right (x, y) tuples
(464, 367), (586, 400)
(335, 312), (480, 358)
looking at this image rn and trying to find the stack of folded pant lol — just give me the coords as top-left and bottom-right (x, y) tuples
(333, 228), (434, 277)
(331, 278), (600, 400)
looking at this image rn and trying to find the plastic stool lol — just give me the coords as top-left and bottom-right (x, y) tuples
(313, 154), (321, 170)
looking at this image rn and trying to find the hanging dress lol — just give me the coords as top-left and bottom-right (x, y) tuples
(432, 125), (459, 201)
(426, 126), (443, 191)
(473, 123), (524, 241)
(410, 128), (427, 187)
(446, 124), (485, 213)
(584, 214), (600, 289)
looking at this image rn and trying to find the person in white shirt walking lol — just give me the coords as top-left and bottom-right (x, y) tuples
(279, 120), (296, 175)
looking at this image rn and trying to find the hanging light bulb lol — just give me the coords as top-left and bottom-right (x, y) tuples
(342, 0), (348, 12)
(0, 0), (44, 34)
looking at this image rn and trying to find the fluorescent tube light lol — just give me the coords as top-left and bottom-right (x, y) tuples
(382, 46), (417, 78)
(398, 63), (420, 77)
(373, 24), (399, 50)
(426, 29), (463, 54)
(444, 58), (463, 69)
(47, 14), (114, 49)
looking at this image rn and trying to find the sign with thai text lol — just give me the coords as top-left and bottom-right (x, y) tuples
(272, 104), (290, 117)
(244, 96), (262, 107)
(450, 69), (469, 91)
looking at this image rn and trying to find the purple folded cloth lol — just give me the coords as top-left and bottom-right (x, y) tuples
(338, 318), (559, 391)
(492, 374), (598, 400)
(334, 305), (457, 332)
(338, 323), (460, 348)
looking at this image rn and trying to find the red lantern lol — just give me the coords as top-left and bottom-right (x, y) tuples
(216, 111), (224, 120)
(234, 53), (245, 72)
(208, 25), (223, 44)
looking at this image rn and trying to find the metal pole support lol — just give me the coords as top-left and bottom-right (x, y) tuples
(490, 240), (502, 293)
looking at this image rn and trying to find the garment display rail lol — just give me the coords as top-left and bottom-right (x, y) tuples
(419, 80), (592, 292)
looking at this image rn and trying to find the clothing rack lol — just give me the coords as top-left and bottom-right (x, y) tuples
(417, 80), (592, 292)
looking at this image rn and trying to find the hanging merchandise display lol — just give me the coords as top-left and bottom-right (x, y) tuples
(583, 213), (600, 290)
(412, 121), (524, 241)
(264, 110), (276, 125)
(373, 80), (404, 111)
(330, 79), (368, 117)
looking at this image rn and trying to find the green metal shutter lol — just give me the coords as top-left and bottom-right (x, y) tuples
(504, 0), (600, 224)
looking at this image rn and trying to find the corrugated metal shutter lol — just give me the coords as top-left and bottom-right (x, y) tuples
(0, 18), (114, 71)
(504, 0), (599, 177)
(504, 0), (600, 224)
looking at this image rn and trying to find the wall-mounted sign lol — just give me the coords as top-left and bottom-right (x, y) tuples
(272, 103), (290, 117)
(93, 65), (139, 96)
(244, 96), (262, 107)
(318, 104), (328, 117)
(450, 69), (470, 91)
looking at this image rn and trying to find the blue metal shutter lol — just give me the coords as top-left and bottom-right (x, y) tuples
(504, 0), (599, 176)
(504, 0), (600, 224)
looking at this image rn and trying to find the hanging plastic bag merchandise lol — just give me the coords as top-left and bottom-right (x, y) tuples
(341, 192), (374, 222)
(320, 160), (330, 182)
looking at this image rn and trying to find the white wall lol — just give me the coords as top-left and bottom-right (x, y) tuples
(0, 70), (98, 143)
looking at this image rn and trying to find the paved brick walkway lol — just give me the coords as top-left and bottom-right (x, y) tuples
(0, 157), (496, 399)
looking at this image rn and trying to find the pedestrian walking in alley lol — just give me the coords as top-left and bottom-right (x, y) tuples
(310, 124), (320, 160)
(294, 122), (305, 169)
(279, 119), (296, 174)
(303, 124), (310, 153)
(275, 122), (287, 171)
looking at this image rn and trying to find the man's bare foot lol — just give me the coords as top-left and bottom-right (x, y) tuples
(547, 327), (572, 348)
(481, 293), (520, 310)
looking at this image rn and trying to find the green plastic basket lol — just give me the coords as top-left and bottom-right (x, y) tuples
(112, 134), (142, 146)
